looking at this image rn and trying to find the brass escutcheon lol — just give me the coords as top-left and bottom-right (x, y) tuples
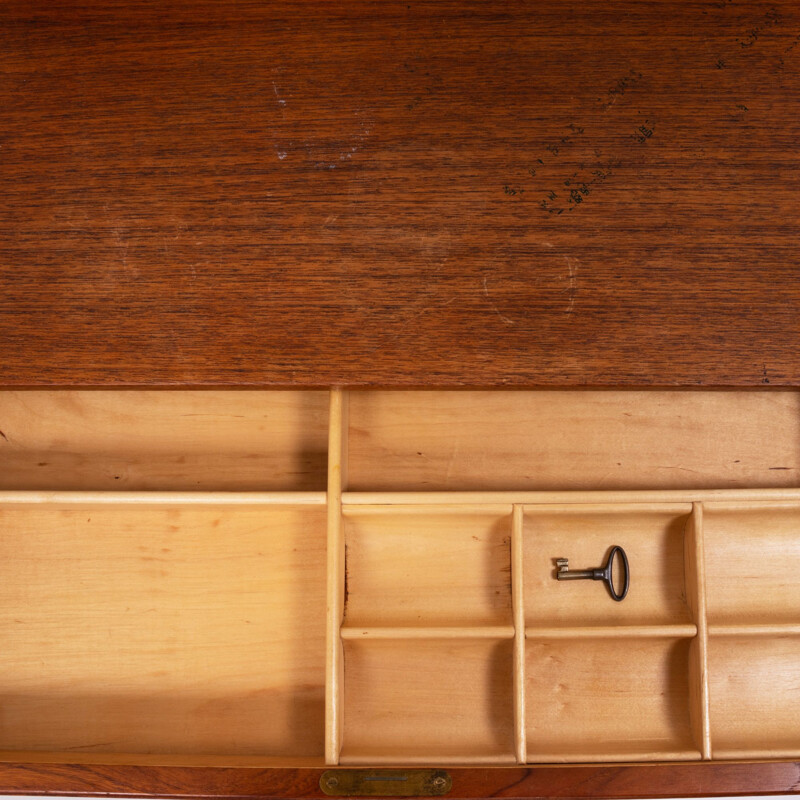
(320, 769), (452, 797)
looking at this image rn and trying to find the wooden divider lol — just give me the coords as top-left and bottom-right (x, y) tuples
(335, 475), (800, 765)
(325, 389), (348, 765)
(2, 388), (798, 767)
(0, 491), (327, 506)
(511, 505), (527, 764)
(684, 503), (711, 760)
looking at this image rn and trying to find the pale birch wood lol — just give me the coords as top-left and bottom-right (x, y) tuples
(684, 503), (711, 760)
(525, 625), (697, 639)
(711, 748), (800, 760)
(707, 636), (800, 757)
(525, 637), (698, 763)
(0, 752), (329, 767)
(347, 390), (800, 491)
(0, 491), (326, 505)
(325, 389), (348, 765)
(344, 488), (800, 505)
(340, 626), (514, 640)
(704, 503), (800, 625)
(0, 391), (329, 491)
(0, 503), (327, 756)
(524, 749), (702, 763)
(344, 503), (514, 515)
(523, 505), (693, 629)
(343, 509), (512, 628)
(511, 505), (527, 764)
(340, 638), (515, 764)
(708, 623), (800, 636)
(0, 387), (797, 766)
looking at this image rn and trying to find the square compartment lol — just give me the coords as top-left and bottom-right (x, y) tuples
(0, 501), (327, 756)
(708, 636), (800, 757)
(525, 637), (698, 762)
(343, 509), (512, 628)
(340, 638), (514, 763)
(704, 505), (800, 625)
(523, 506), (692, 628)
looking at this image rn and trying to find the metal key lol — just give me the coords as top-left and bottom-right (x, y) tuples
(555, 545), (629, 602)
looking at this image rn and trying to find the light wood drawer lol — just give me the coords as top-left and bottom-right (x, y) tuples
(0, 389), (797, 767)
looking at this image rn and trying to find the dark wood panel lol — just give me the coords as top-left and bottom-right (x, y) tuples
(2, 0), (799, 386)
(0, 762), (798, 799)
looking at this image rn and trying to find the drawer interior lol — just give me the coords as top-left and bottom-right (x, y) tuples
(0, 391), (329, 491)
(0, 500), (327, 758)
(0, 389), (798, 767)
(525, 636), (695, 762)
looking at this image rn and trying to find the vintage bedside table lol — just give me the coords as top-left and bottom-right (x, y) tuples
(1, 2), (799, 799)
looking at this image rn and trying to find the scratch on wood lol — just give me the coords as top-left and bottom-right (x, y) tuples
(272, 82), (287, 107)
(483, 277), (516, 325)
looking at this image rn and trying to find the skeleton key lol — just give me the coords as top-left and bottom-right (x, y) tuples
(555, 545), (629, 601)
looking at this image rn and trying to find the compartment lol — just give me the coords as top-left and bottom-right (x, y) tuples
(523, 506), (692, 629)
(708, 636), (800, 757)
(0, 390), (329, 491)
(704, 504), (800, 626)
(525, 637), (698, 762)
(340, 638), (515, 764)
(342, 508), (512, 629)
(1, 386), (798, 769)
(347, 390), (800, 491)
(0, 500), (327, 756)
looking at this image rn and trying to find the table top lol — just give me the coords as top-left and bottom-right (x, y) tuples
(2, 0), (799, 387)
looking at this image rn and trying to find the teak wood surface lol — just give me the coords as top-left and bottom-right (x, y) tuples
(2, 0), (800, 387)
(0, 762), (799, 800)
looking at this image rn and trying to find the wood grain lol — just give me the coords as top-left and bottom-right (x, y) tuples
(525, 637), (697, 762)
(0, 501), (327, 756)
(339, 638), (515, 764)
(342, 508), (512, 628)
(0, 760), (797, 798)
(704, 503), (800, 625)
(347, 390), (800, 490)
(0, 390), (329, 490)
(2, 1), (800, 387)
(708, 636), (800, 758)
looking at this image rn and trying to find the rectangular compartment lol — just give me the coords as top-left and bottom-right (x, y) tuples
(704, 504), (800, 626)
(0, 499), (327, 756)
(0, 390), (329, 491)
(708, 636), (800, 757)
(525, 637), (698, 762)
(340, 638), (515, 764)
(523, 506), (692, 629)
(342, 508), (512, 629)
(347, 390), (800, 491)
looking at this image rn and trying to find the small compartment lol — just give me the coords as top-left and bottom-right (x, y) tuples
(0, 500), (327, 756)
(525, 637), (698, 762)
(347, 390), (800, 491)
(0, 390), (329, 491)
(340, 638), (515, 764)
(704, 504), (800, 626)
(523, 506), (692, 629)
(343, 508), (512, 628)
(708, 636), (800, 757)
